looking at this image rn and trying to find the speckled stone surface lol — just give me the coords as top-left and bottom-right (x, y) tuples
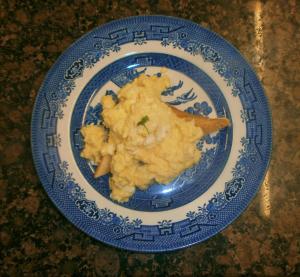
(1, 0), (300, 276)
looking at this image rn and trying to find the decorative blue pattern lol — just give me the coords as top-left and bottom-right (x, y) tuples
(52, 39), (122, 118)
(161, 80), (183, 96)
(185, 137), (250, 220)
(82, 51), (101, 68)
(65, 59), (85, 80)
(55, 161), (74, 189)
(111, 67), (147, 88)
(161, 35), (243, 97)
(185, 101), (213, 116)
(166, 88), (197, 105)
(84, 103), (103, 125)
(105, 89), (118, 103)
(31, 16), (272, 252)
(240, 109), (249, 123)
(57, 163), (143, 233)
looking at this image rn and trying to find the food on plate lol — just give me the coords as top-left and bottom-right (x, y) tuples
(80, 73), (230, 202)
(169, 106), (230, 135)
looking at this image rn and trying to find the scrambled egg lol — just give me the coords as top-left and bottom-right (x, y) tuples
(80, 125), (106, 164)
(81, 73), (203, 202)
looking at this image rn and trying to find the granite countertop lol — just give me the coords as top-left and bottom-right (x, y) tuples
(1, 0), (299, 276)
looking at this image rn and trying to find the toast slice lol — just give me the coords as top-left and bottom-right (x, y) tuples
(94, 155), (112, 178)
(169, 106), (230, 135)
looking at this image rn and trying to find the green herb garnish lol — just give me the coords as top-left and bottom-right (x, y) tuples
(137, 115), (150, 134)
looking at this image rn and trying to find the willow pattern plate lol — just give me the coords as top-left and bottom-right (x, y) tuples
(31, 16), (272, 252)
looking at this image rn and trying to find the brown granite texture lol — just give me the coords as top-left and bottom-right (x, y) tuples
(1, 0), (300, 276)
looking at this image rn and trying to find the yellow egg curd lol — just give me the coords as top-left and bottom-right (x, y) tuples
(80, 73), (203, 202)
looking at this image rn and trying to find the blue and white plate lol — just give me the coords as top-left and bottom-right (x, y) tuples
(31, 16), (272, 252)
